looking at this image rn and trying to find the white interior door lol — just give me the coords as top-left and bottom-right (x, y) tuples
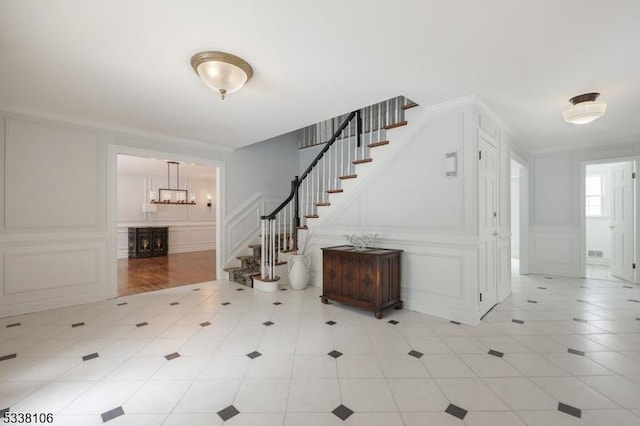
(610, 162), (635, 282)
(478, 136), (498, 314)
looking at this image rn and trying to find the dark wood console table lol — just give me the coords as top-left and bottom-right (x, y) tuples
(128, 227), (168, 258)
(321, 245), (403, 319)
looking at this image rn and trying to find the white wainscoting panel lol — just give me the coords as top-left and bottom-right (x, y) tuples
(306, 231), (480, 324)
(5, 249), (98, 294)
(0, 241), (108, 317)
(4, 118), (100, 229)
(529, 227), (582, 276)
(403, 251), (465, 299)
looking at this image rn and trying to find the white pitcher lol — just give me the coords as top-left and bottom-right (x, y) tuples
(288, 254), (310, 290)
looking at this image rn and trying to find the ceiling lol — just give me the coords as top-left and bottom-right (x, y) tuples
(1, 1), (639, 154)
(118, 155), (216, 180)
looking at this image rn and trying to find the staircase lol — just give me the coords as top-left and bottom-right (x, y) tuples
(226, 95), (418, 288)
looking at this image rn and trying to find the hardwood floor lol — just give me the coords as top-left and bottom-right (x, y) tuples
(118, 250), (216, 296)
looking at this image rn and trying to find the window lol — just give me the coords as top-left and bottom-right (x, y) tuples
(586, 174), (604, 217)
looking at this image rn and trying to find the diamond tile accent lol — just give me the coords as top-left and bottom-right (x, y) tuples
(512, 319), (524, 324)
(136, 322), (148, 327)
(101, 406), (125, 423)
(200, 322), (211, 327)
(450, 320), (461, 325)
(117, 302), (127, 306)
(332, 404), (354, 421)
(558, 402), (581, 418)
(246, 351), (262, 359)
(273, 302), (282, 305)
(0, 354), (17, 362)
(170, 302), (179, 306)
(388, 320), (399, 324)
(217, 405), (240, 421)
(573, 318), (587, 323)
(488, 349), (504, 358)
(326, 321), (337, 326)
(527, 300), (538, 304)
(165, 352), (181, 361)
(82, 352), (99, 361)
(327, 350), (343, 359)
(221, 302), (230, 306)
(568, 348), (585, 356)
(263, 321), (274, 326)
(71, 322), (85, 328)
(6, 323), (20, 328)
(408, 350), (424, 359)
(445, 403), (468, 420)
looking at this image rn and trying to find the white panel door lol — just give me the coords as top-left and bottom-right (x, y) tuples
(610, 162), (635, 282)
(478, 136), (498, 314)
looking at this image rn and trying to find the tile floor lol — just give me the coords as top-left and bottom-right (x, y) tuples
(586, 264), (627, 283)
(1, 272), (640, 425)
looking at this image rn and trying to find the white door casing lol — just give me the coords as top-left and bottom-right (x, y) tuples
(610, 161), (635, 282)
(478, 135), (498, 314)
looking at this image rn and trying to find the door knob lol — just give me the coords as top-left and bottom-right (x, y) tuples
(492, 231), (499, 236)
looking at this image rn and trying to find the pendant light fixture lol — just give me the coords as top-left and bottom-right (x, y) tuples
(563, 92), (607, 125)
(191, 51), (253, 100)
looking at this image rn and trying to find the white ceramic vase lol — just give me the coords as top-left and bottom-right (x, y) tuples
(288, 254), (310, 290)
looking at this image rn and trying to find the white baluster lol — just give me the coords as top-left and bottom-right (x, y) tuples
(260, 220), (266, 278)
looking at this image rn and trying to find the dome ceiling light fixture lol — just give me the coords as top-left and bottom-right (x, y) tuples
(190, 51), (253, 100)
(563, 92), (607, 125)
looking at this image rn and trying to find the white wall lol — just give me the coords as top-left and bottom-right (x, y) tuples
(117, 172), (216, 258)
(529, 143), (640, 278)
(511, 176), (520, 257)
(222, 130), (302, 267)
(303, 99), (516, 325)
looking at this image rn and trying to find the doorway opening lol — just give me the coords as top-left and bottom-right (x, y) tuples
(584, 161), (636, 283)
(116, 154), (218, 296)
(510, 157), (529, 277)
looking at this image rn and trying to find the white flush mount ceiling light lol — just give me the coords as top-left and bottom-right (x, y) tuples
(191, 51), (253, 100)
(563, 92), (607, 124)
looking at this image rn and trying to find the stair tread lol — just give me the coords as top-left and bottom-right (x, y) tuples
(352, 158), (372, 165)
(315, 202), (330, 206)
(297, 226), (308, 230)
(304, 214), (319, 218)
(402, 102), (419, 110)
(384, 120), (407, 130)
(224, 266), (242, 272)
(368, 140), (389, 148)
(327, 189), (344, 193)
(280, 249), (297, 253)
(339, 174), (357, 180)
(236, 255), (256, 260)
(248, 244), (261, 249)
